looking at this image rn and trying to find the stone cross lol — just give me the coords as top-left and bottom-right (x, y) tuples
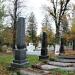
(39, 32), (48, 60)
(12, 17), (27, 68)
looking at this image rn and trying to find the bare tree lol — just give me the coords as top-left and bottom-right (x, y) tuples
(42, 15), (54, 45)
(7, 0), (25, 49)
(45, 0), (70, 43)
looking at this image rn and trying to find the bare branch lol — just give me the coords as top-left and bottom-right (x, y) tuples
(58, 0), (64, 24)
(61, 0), (70, 16)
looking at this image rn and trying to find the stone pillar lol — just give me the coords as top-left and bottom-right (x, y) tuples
(60, 37), (64, 54)
(11, 17), (27, 68)
(73, 40), (75, 50)
(39, 32), (48, 60)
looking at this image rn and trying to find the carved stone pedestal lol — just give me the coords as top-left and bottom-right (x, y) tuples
(11, 49), (28, 68)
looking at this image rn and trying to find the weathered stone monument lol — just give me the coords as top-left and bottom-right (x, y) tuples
(12, 17), (27, 68)
(59, 38), (64, 54)
(39, 32), (48, 60)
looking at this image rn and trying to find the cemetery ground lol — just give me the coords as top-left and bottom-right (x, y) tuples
(0, 52), (75, 75)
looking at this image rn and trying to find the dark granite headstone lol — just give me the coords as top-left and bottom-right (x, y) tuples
(39, 32), (49, 60)
(59, 37), (64, 54)
(12, 17), (27, 68)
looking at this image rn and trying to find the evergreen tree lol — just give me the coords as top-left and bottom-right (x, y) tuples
(27, 12), (37, 44)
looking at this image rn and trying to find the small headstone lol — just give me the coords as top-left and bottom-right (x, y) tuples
(47, 45), (50, 51)
(55, 44), (60, 55)
(36, 42), (41, 50)
(27, 43), (35, 52)
(48, 45), (54, 51)
(2, 45), (7, 52)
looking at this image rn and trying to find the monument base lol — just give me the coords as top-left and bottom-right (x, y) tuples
(11, 61), (28, 68)
(39, 55), (49, 60)
(11, 48), (28, 68)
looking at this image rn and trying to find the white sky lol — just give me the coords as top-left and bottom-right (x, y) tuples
(21, 0), (49, 35)
(23, 0), (75, 35)
(5, 0), (75, 35)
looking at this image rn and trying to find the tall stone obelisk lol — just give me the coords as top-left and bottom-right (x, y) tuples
(12, 17), (27, 68)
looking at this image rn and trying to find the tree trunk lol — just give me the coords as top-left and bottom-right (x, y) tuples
(55, 26), (60, 44)
(12, 0), (18, 49)
(12, 27), (16, 49)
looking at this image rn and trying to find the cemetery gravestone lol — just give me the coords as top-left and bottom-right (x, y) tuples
(12, 17), (27, 68)
(39, 32), (48, 60)
(55, 44), (60, 55)
(36, 42), (41, 50)
(26, 43), (41, 56)
(60, 38), (64, 54)
(47, 45), (54, 51)
(47, 45), (50, 51)
(27, 43), (35, 52)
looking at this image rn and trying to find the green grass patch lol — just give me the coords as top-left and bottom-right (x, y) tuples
(50, 68), (75, 75)
(0, 54), (13, 64)
(27, 55), (39, 66)
(0, 54), (39, 75)
(0, 54), (75, 75)
(0, 53), (39, 66)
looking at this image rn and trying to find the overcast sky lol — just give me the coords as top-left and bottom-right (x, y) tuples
(24, 0), (75, 35)
(5, 0), (75, 35)
(21, 0), (49, 35)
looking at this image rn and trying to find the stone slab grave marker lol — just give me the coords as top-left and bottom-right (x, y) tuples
(36, 42), (41, 50)
(55, 44), (60, 55)
(47, 45), (54, 51)
(11, 17), (27, 68)
(27, 43), (35, 52)
(26, 43), (41, 56)
(39, 32), (49, 60)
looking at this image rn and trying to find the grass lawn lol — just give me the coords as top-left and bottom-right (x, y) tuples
(0, 53), (40, 75)
(27, 55), (39, 66)
(0, 53), (39, 66)
(0, 53), (75, 75)
(0, 54), (13, 64)
(50, 68), (75, 75)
